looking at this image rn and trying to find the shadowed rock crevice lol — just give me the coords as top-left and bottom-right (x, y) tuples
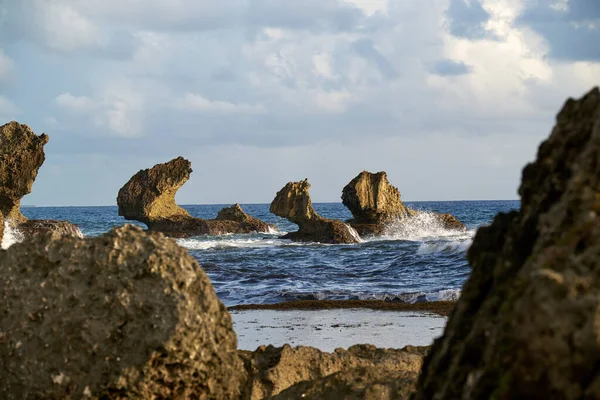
(270, 179), (359, 244)
(0, 121), (82, 241)
(117, 157), (276, 237)
(414, 87), (600, 399)
(342, 171), (465, 236)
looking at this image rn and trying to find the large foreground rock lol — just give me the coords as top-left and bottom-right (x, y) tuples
(415, 87), (600, 398)
(0, 225), (246, 399)
(0, 121), (48, 225)
(241, 344), (427, 399)
(270, 179), (359, 244)
(342, 171), (465, 236)
(117, 157), (276, 237)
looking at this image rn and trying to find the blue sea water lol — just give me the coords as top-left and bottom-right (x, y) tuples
(13, 201), (519, 307)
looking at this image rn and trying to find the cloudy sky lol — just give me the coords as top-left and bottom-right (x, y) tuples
(0, 0), (598, 206)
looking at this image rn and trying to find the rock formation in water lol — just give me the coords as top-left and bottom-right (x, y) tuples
(0, 121), (82, 241)
(0, 225), (246, 399)
(0, 121), (48, 225)
(414, 87), (600, 399)
(241, 344), (427, 399)
(270, 179), (359, 244)
(117, 157), (276, 237)
(342, 171), (465, 236)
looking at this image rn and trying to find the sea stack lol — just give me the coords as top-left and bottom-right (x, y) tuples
(342, 171), (465, 236)
(0, 225), (246, 399)
(270, 179), (359, 244)
(0, 121), (82, 240)
(415, 87), (600, 398)
(117, 157), (276, 237)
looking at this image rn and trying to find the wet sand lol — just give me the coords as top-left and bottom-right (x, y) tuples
(231, 308), (448, 352)
(229, 299), (455, 317)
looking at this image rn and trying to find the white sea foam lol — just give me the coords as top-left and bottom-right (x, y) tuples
(380, 212), (470, 241)
(177, 236), (300, 250)
(1, 221), (23, 249)
(417, 238), (473, 255)
(345, 223), (363, 243)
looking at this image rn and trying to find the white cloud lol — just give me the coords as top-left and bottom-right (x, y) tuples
(176, 93), (267, 115)
(55, 93), (97, 112)
(0, 49), (14, 80)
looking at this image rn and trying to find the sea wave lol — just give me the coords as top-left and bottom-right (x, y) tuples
(1, 221), (23, 249)
(379, 212), (471, 241)
(416, 238), (473, 255)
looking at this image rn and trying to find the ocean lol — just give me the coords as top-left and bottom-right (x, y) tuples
(7, 200), (519, 307)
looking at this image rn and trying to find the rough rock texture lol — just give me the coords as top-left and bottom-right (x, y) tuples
(240, 344), (427, 399)
(273, 366), (419, 400)
(117, 157), (275, 237)
(270, 179), (359, 244)
(342, 171), (466, 236)
(216, 203), (276, 232)
(0, 121), (49, 225)
(16, 220), (83, 240)
(0, 225), (246, 399)
(415, 87), (600, 399)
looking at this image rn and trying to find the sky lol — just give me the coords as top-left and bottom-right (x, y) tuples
(0, 0), (599, 206)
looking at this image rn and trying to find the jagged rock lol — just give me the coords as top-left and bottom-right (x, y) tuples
(270, 179), (359, 244)
(0, 121), (48, 225)
(117, 157), (276, 237)
(216, 203), (276, 232)
(240, 344), (428, 399)
(415, 87), (600, 399)
(342, 171), (466, 236)
(273, 366), (419, 400)
(0, 225), (247, 399)
(16, 220), (83, 239)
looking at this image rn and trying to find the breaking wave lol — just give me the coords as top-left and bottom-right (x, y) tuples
(1, 221), (23, 249)
(277, 288), (461, 304)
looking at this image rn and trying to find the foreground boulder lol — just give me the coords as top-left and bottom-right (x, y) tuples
(415, 87), (600, 398)
(0, 121), (82, 241)
(117, 157), (276, 237)
(270, 179), (359, 244)
(241, 344), (427, 399)
(0, 225), (246, 399)
(342, 171), (465, 236)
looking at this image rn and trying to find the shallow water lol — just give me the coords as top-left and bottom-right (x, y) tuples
(17, 200), (518, 307)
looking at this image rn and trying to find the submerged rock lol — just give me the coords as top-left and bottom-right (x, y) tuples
(0, 225), (246, 399)
(117, 157), (275, 237)
(342, 171), (465, 236)
(270, 179), (359, 244)
(241, 344), (427, 399)
(0, 121), (82, 242)
(415, 87), (600, 399)
(0, 121), (48, 225)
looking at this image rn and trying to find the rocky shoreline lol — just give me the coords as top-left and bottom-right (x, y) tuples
(0, 86), (599, 398)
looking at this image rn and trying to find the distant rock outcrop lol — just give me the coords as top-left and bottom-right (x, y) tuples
(0, 121), (82, 242)
(0, 121), (48, 225)
(415, 87), (600, 399)
(0, 225), (246, 399)
(342, 171), (466, 236)
(270, 179), (359, 244)
(117, 157), (276, 237)
(241, 344), (428, 399)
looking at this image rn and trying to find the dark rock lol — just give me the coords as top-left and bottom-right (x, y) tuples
(415, 87), (600, 399)
(342, 171), (466, 236)
(240, 344), (427, 399)
(270, 179), (359, 244)
(216, 203), (276, 233)
(0, 121), (48, 225)
(0, 225), (246, 399)
(117, 157), (276, 237)
(16, 220), (83, 239)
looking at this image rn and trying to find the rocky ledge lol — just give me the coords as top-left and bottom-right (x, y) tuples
(342, 171), (466, 236)
(0, 121), (82, 242)
(270, 179), (359, 244)
(117, 157), (276, 237)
